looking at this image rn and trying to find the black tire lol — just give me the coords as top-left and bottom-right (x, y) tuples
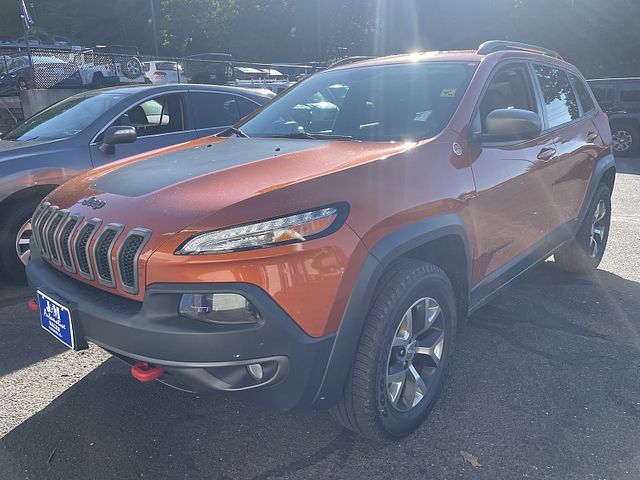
(0, 197), (43, 284)
(120, 57), (143, 80)
(554, 184), (611, 274)
(611, 121), (639, 157)
(330, 260), (457, 442)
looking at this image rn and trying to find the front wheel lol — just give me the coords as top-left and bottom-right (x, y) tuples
(0, 197), (43, 284)
(331, 261), (456, 441)
(554, 183), (611, 274)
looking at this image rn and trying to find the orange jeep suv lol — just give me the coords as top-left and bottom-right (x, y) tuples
(27, 41), (615, 441)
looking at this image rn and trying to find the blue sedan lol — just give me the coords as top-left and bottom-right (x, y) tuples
(0, 84), (274, 281)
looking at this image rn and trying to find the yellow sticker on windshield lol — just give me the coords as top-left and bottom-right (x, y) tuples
(441, 88), (457, 97)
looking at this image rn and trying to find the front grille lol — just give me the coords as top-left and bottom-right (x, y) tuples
(36, 204), (151, 295)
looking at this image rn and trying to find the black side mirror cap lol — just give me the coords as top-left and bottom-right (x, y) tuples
(99, 126), (137, 154)
(482, 108), (543, 143)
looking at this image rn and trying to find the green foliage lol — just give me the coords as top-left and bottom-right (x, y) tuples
(1, 0), (639, 76)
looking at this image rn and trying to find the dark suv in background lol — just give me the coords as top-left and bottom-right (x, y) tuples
(589, 78), (640, 156)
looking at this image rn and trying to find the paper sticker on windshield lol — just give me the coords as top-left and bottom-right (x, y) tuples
(441, 88), (457, 97)
(414, 111), (432, 122)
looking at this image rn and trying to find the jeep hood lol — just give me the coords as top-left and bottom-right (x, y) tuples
(47, 136), (413, 245)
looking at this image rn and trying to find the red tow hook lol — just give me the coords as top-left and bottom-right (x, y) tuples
(131, 362), (164, 382)
(27, 299), (39, 312)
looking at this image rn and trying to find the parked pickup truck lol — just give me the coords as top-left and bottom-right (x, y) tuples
(73, 47), (145, 88)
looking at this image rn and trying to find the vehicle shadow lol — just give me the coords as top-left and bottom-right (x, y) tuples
(2, 262), (640, 479)
(0, 279), (68, 377)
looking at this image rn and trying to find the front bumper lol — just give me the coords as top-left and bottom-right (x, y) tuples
(27, 256), (335, 410)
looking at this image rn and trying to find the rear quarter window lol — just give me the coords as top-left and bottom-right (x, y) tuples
(569, 74), (595, 113)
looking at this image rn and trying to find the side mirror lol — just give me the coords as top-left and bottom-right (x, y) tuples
(99, 126), (137, 154)
(482, 109), (542, 143)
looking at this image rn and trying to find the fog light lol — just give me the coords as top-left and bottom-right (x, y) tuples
(179, 293), (260, 324)
(247, 363), (263, 381)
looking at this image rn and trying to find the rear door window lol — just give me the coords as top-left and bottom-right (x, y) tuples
(533, 64), (580, 128)
(191, 92), (242, 129)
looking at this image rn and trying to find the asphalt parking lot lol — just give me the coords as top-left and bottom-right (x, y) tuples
(1, 157), (639, 480)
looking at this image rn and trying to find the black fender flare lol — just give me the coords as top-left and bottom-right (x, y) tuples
(578, 153), (616, 226)
(311, 214), (472, 407)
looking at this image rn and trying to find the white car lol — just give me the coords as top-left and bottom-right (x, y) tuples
(143, 61), (185, 84)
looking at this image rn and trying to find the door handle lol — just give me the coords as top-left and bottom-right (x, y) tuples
(586, 131), (599, 143)
(537, 147), (557, 161)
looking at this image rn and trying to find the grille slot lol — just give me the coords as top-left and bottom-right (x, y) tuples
(75, 220), (100, 278)
(46, 211), (66, 264)
(117, 229), (151, 294)
(36, 207), (55, 257)
(93, 224), (123, 287)
(59, 216), (80, 271)
(30, 204), (47, 251)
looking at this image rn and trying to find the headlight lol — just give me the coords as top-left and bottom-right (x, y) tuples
(175, 204), (347, 255)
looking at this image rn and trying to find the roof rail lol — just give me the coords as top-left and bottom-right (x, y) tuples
(477, 40), (563, 60)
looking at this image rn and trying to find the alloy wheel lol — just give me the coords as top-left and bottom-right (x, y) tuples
(15, 219), (32, 266)
(589, 199), (607, 259)
(386, 297), (445, 412)
(612, 130), (633, 153)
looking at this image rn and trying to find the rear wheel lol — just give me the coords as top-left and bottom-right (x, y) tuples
(554, 184), (611, 274)
(611, 122), (639, 156)
(331, 261), (456, 441)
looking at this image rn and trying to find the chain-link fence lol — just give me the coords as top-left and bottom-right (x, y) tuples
(0, 46), (323, 97)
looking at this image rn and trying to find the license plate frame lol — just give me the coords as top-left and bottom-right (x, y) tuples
(37, 290), (76, 350)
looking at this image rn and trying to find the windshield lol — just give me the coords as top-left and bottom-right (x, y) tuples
(239, 62), (476, 142)
(4, 92), (128, 141)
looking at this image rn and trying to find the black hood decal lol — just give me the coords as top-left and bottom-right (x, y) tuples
(92, 137), (326, 197)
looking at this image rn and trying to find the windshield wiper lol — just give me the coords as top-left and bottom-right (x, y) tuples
(219, 126), (249, 138)
(267, 132), (354, 141)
